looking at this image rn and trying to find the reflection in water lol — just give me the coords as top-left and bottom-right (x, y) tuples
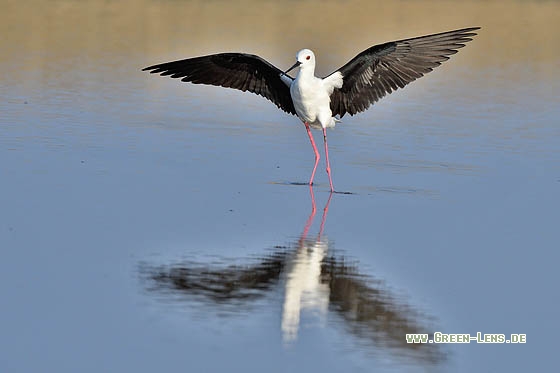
(140, 188), (444, 364)
(281, 191), (331, 342)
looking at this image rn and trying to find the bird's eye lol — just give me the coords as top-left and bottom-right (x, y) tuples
(306, 55), (311, 60)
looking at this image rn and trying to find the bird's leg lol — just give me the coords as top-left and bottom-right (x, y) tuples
(322, 127), (334, 192)
(305, 122), (320, 186)
(300, 185), (317, 243)
(318, 190), (333, 239)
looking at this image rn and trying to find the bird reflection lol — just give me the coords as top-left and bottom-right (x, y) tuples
(281, 190), (331, 342)
(140, 188), (444, 363)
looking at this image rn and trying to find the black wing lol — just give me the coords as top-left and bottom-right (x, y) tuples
(143, 53), (297, 115)
(328, 27), (480, 118)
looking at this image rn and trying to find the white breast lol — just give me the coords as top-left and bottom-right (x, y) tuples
(290, 75), (336, 128)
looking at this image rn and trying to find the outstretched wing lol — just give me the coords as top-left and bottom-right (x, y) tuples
(327, 27), (480, 118)
(143, 53), (297, 115)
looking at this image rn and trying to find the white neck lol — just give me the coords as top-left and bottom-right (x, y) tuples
(297, 64), (316, 79)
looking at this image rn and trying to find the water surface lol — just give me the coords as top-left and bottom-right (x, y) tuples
(1, 1), (559, 372)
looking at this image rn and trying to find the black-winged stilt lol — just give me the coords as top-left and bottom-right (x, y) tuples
(143, 27), (480, 192)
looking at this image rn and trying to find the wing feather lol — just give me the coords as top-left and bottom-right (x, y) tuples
(328, 27), (480, 117)
(143, 53), (296, 115)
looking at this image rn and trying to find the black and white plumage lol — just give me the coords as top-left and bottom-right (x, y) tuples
(143, 27), (480, 192)
(144, 53), (297, 115)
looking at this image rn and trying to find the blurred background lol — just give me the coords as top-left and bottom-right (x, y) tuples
(1, 1), (559, 372)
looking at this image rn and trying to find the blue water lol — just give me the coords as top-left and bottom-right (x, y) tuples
(1, 3), (559, 372)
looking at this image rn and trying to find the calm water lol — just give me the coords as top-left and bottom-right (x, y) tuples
(1, 0), (559, 372)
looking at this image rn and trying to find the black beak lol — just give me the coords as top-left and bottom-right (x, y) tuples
(283, 61), (301, 75)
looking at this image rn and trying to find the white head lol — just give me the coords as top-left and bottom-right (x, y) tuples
(296, 49), (315, 67)
(284, 49), (316, 75)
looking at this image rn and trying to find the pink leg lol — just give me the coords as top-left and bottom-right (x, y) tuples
(305, 122), (320, 186)
(322, 127), (334, 192)
(318, 191), (333, 239)
(300, 185), (317, 243)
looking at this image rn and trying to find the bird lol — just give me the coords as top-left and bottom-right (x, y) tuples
(143, 27), (480, 192)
